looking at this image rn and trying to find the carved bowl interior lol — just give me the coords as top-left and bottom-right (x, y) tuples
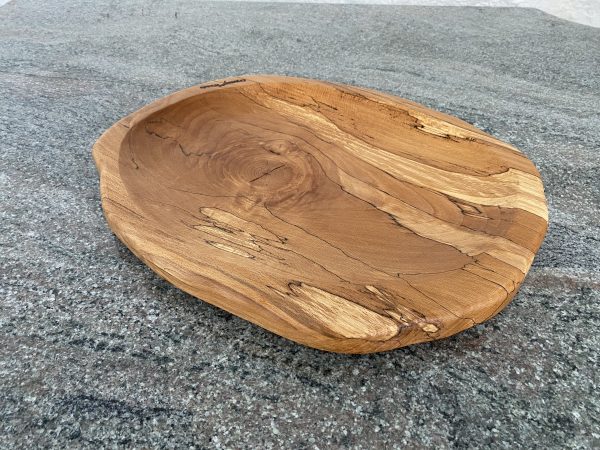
(93, 75), (548, 353)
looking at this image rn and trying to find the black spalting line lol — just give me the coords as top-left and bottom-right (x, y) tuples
(249, 164), (285, 183)
(198, 78), (247, 89)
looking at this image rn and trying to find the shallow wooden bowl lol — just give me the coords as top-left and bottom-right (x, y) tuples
(93, 75), (548, 353)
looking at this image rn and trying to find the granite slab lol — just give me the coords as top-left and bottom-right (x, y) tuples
(0, 1), (599, 448)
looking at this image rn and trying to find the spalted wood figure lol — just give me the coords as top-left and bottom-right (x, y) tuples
(93, 75), (548, 353)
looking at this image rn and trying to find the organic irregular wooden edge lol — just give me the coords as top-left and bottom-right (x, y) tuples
(93, 75), (548, 354)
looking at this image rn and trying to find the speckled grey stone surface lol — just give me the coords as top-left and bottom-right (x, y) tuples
(0, 1), (599, 448)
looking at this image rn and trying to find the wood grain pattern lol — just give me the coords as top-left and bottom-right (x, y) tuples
(93, 75), (548, 353)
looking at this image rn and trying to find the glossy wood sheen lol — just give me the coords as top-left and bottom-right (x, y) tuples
(93, 75), (548, 353)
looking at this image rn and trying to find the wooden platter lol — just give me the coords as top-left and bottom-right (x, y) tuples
(93, 75), (548, 353)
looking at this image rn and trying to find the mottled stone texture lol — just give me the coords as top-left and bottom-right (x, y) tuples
(0, 1), (598, 448)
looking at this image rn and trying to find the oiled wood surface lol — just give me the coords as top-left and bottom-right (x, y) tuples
(93, 75), (548, 353)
